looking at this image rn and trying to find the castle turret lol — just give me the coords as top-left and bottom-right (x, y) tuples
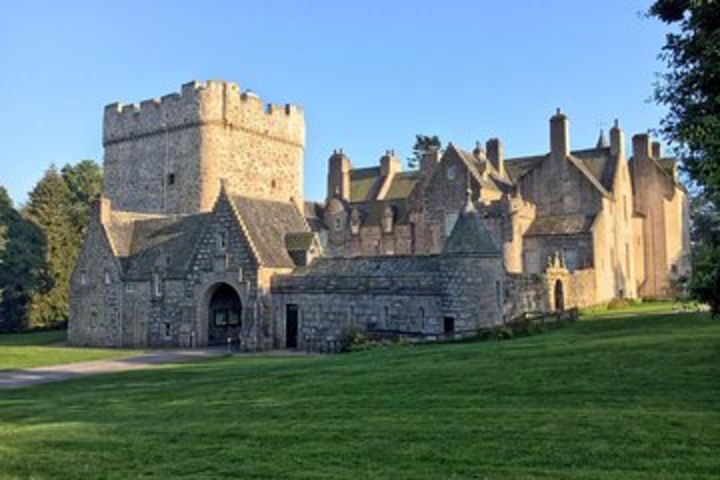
(441, 191), (504, 331)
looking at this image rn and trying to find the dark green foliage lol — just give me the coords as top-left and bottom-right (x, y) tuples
(60, 160), (102, 235)
(0, 187), (46, 332)
(407, 134), (442, 168)
(23, 167), (81, 329)
(651, 0), (720, 203)
(0, 309), (718, 478)
(651, 1), (720, 315)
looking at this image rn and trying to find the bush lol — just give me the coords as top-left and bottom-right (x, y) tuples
(607, 298), (632, 310)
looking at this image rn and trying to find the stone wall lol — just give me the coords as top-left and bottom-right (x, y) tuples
(272, 263), (443, 351)
(103, 80), (305, 215)
(68, 206), (124, 347)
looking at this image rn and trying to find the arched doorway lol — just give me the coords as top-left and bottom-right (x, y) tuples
(554, 279), (565, 312)
(207, 283), (243, 345)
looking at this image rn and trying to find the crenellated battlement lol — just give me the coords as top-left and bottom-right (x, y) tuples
(103, 80), (305, 147)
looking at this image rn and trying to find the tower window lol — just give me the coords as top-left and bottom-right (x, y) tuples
(167, 173), (176, 186)
(271, 179), (277, 189)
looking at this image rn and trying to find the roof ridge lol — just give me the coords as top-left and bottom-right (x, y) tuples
(567, 154), (611, 198)
(224, 194), (263, 266)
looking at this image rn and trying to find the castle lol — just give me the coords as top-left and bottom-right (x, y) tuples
(69, 80), (690, 350)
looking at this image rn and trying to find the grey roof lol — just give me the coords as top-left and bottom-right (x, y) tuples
(121, 213), (210, 279)
(443, 202), (500, 256)
(232, 195), (310, 268)
(504, 154), (545, 183)
(571, 147), (617, 192)
(524, 214), (595, 237)
(291, 255), (440, 277)
(303, 201), (326, 232)
(349, 199), (411, 227)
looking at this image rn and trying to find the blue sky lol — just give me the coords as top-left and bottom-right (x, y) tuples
(0, 0), (671, 204)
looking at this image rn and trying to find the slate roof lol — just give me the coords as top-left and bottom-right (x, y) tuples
(291, 255), (440, 277)
(349, 167), (382, 202)
(443, 202), (500, 256)
(350, 199), (411, 227)
(285, 232), (316, 251)
(504, 154), (545, 183)
(384, 171), (420, 200)
(571, 147), (616, 192)
(231, 195), (310, 268)
(303, 201), (326, 232)
(121, 213), (211, 279)
(524, 214), (595, 237)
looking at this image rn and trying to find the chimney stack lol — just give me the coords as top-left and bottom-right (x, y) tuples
(380, 149), (401, 177)
(609, 119), (625, 159)
(651, 141), (662, 159)
(486, 138), (505, 177)
(632, 134), (651, 163)
(550, 108), (570, 161)
(420, 147), (441, 177)
(327, 149), (351, 201)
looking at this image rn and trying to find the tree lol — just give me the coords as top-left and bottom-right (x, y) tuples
(23, 167), (79, 329)
(651, 0), (720, 315)
(407, 134), (442, 169)
(0, 186), (47, 331)
(61, 160), (102, 235)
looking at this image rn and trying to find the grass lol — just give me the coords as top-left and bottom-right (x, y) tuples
(0, 305), (718, 479)
(0, 330), (137, 370)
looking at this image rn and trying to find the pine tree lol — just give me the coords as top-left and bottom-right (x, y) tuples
(23, 167), (80, 329)
(0, 186), (46, 331)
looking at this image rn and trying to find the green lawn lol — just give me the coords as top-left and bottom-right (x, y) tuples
(0, 307), (718, 479)
(0, 330), (136, 370)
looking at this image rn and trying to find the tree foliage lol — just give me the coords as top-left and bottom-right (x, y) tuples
(0, 186), (46, 331)
(407, 134), (442, 169)
(651, 0), (720, 315)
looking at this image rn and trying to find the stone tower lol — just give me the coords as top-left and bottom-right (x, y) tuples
(102, 80), (306, 215)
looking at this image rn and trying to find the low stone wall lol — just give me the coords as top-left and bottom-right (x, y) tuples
(504, 273), (550, 320)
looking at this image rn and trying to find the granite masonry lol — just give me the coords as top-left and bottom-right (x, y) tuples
(69, 80), (690, 350)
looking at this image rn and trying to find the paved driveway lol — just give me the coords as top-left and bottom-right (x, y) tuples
(0, 349), (227, 390)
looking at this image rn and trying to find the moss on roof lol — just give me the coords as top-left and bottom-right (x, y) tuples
(349, 167), (382, 202)
(524, 214), (595, 237)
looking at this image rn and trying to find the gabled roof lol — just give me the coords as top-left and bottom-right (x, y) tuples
(445, 144), (506, 193)
(571, 147), (617, 192)
(231, 195), (310, 268)
(121, 213), (211, 279)
(443, 200), (500, 256)
(524, 214), (595, 237)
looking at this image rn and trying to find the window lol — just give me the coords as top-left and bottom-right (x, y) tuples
(271, 179), (278, 189)
(214, 310), (227, 326)
(167, 173), (176, 186)
(125, 283), (135, 293)
(495, 281), (502, 311)
(217, 231), (228, 251)
(334, 217), (343, 232)
(444, 316), (455, 335)
(384, 306), (390, 328)
(80, 271), (87, 286)
(238, 267), (244, 282)
(164, 322), (172, 339)
(104, 271), (111, 285)
(671, 264), (678, 275)
(447, 165), (456, 180)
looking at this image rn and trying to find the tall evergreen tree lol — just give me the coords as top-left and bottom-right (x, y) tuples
(0, 186), (46, 331)
(61, 160), (102, 235)
(23, 167), (79, 329)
